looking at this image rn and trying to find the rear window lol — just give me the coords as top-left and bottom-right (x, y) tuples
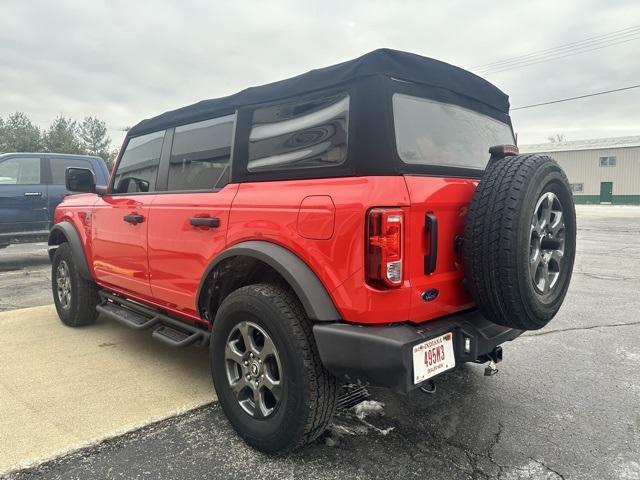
(167, 115), (234, 191)
(393, 94), (514, 170)
(113, 130), (165, 193)
(248, 94), (349, 172)
(50, 158), (93, 185)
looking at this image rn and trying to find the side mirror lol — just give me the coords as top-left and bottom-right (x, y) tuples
(65, 167), (96, 193)
(113, 176), (150, 193)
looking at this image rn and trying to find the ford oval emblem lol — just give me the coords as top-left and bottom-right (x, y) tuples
(421, 289), (439, 302)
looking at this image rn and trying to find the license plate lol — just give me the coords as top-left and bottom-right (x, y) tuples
(412, 332), (455, 384)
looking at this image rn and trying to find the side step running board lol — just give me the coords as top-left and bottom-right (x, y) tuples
(97, 291), (210, 348)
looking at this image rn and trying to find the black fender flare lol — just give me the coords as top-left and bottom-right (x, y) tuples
(48, 222), (93, 281)
(197, 240), (341, 321)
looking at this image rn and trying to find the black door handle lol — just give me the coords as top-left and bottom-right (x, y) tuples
(123, 214), (144, 224)
(424, 213), (438, 274)
(190, 217), (220, 228)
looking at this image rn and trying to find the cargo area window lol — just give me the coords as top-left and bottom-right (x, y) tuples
(247, 94), (349, 172)
(113, 130), (165, 193)
(393, 94), (515, 170)
(167, 115), (235, 191)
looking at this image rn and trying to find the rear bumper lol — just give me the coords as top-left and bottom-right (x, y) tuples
(313, 310), (523, 393)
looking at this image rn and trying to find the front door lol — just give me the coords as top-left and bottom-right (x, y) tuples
(91, 130), (166, 298)
(92, 195), (156, 297)
(0, 156), (48, 238)
(600, 182), (613, 204)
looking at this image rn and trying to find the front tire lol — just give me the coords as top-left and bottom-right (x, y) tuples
(210, 284), (337, 454)
(52, 242), (99, 327)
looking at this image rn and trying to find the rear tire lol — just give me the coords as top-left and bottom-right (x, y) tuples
(52, 242), (99, 327)
(463, 154), (576, 330)
(210, 283), (337, 454)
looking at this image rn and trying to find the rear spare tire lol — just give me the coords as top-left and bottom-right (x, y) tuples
(463, 154), (576, 330)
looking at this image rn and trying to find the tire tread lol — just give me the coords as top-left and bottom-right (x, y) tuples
(214, 283), (337, 453)
(52, 242), (99, 327)
(463, 154), (574, 330)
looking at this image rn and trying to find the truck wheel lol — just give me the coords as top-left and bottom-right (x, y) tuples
(463, 154), (576, 330)
(210, 283), (337, 454)
(51, 242), (99, 327)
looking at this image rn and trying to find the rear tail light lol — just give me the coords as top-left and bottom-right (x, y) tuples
(366, 208), (404, 288)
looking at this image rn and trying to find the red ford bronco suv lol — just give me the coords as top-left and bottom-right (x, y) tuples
(49, 49), (576, 453)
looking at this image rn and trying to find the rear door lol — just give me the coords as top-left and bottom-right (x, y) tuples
(46, 156), (97, 228)
(404, 176), (477, 322)
(147, 115), (237, 320)
(92, 131), (165, 298)
(0, 155), (48, 238)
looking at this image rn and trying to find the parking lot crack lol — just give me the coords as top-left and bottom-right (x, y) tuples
(436, 433), (497, 479)
(576, 270), (639, 281)
(486, 422), (506, 478)
(437, 439), (483, 480)
(525, 321), (640, 338)
(531, 459), (566, 479)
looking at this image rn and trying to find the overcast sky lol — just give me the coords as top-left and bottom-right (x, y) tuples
(1, 0), (639, 148)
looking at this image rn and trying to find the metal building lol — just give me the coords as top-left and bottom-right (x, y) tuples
(520, 135), (640, 204)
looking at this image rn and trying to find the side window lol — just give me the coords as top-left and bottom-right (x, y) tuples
(50, 158), (93, 185)
(113, 130), (165, 193)
(0, 157), (40, 185)
(167, 115), (235, 191)
(247, 93), (349, 172)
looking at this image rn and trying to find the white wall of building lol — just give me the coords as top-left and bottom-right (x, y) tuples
(520, 136), (640, 203)
(535, 146), (640, 197)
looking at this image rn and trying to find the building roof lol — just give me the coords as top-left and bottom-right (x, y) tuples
(128, 48), (509, 137)
(520, 135), (640, 153)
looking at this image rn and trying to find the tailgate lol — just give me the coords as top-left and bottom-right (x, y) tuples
(404, 175), (477, 323)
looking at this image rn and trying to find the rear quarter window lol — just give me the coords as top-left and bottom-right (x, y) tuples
(247, 94), (349, 172)
(393, 94), (515, 170)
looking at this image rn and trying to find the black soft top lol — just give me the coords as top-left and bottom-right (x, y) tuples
(128, 48), (509, 137)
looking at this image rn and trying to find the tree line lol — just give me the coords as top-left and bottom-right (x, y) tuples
(0, 112), (119, 170)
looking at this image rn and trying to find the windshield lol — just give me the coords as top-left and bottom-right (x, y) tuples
(393, 94), (515, 170)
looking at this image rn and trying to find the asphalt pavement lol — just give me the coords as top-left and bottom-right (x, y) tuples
(1, 205), (639, 480)
(0, 243), (52, 311)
